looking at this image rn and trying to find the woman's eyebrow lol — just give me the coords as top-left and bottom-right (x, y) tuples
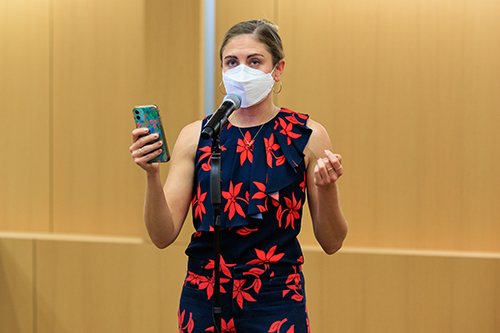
(247, 53), (264, 59)
(224, 53), (264, 60)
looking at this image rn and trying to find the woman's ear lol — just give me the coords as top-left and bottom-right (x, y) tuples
(274, 59), (285, 81)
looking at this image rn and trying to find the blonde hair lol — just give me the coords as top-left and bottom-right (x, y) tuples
(219, 19), (285, 67)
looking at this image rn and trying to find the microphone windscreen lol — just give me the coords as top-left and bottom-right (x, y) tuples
(223, 93), (242, 110)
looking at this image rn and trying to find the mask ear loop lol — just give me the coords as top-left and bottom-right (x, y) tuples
(273, 80), (283, 94)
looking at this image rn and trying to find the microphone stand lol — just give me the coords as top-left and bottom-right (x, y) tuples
(202, 95), (239, 332)
(209, 126), (223, 333)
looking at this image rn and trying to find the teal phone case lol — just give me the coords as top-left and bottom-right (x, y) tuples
(133, 105), (170, 163)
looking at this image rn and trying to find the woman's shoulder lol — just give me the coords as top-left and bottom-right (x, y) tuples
(171, 120), (203, 159)
(307, 117), (328, 135)
(303, 117), (333, 162)
(178, 120), (203, 142)
(307, 118), (326, 131)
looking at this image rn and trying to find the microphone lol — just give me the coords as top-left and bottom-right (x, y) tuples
(201, 93), (242, 140)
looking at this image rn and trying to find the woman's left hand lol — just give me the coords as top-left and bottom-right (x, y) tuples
(314, 150), (343, 186)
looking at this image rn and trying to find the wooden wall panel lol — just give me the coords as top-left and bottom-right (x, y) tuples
(0, 0), (50, 232)
(1, 234), (498, 333)
(36, 240), (187, 333)
(51, 0), (146, 237)
(142, 0), (203, 244)
(277, 0), (500, 251)
(51, 0), (201, 238)
(303, 248), (500, 333)
(0, 238), (34, 333)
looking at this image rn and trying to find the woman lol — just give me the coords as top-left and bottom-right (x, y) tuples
(130, 19), (347, 333)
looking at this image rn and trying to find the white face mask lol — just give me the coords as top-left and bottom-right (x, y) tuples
(222, 65), (276, 108)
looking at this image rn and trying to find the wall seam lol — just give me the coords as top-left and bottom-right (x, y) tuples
(32, 240), (37, 333)
(48, 0), (54, 234)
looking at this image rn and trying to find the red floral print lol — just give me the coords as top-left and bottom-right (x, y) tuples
(242, 267), (266, 293)
(193, 225), (214, 238)
(284, 193), (301, 229)
(205, 255), (236, 279)
(276, 155), (286, 167)
(185, 109), (312, 330)
(236, 131), (254, 165)
(198, 145), (227, 171)
(178, 310), (194, 333)
(295, 112), (309, 123)
(269, 319), (294, 333)
(252, 181), (269, 212)
(186, 272), (229, 300)
(198, 145), (212, 171)
(246, 245), (285, 269)
(282, 267), (303, 302)
(205, 318), (237, 332)
(185, 271), (203, 286)
(236, 226), (259, 236)
(278, 117), (301, 145)
(252, 181), (267, 199)
(222, 181), (248, 220)
(264, 133), (281, 167)
(299, 172), (306, 193)
(276, 192), (301, 230)
(285, 115), (301, 125)
(233, 279), (257, 308)
(251, 182), (280, 213)
(193, 184), (207, 222)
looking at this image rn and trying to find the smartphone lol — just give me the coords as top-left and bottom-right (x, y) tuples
(133, 105), (170, 163)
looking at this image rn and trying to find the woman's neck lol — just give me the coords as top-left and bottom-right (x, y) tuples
(229, 96), (280, 128)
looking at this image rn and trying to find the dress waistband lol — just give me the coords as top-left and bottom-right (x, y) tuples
(187, 257), (302, 280)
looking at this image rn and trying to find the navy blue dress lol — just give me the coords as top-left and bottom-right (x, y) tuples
(178, 108), (312, 333)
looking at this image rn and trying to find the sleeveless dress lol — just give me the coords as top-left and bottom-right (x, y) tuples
(178, 108), (312, 333)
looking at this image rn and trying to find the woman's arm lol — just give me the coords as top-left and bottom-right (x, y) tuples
(305, 119), (348, 254)
(130, 121), (201, 248)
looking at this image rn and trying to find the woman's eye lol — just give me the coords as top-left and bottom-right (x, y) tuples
(227, 60), (237, 67)
(250, 59), (260, 66)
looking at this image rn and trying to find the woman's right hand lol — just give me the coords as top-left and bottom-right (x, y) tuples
(129, 128), (164, 173)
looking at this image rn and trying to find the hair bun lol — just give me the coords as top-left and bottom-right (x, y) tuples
(258, 19), (279, 32)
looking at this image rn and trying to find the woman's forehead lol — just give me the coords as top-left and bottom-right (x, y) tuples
(222, 34), (270, 57)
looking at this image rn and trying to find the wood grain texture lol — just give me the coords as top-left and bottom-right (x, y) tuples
(36, 240), (187, 333)
(1, 235), (498, 333)
(0, 239), (34, 333)
(277, 0), (500, 251)
(303, 248), (500, 333)
(0, 0), (51, 232)
(51, 0), (202, 237)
